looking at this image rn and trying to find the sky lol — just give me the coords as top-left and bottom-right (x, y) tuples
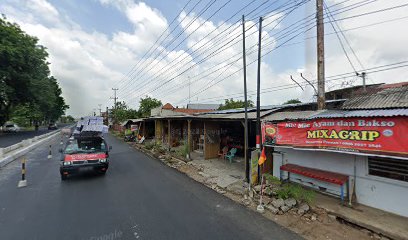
(1, 0), (408, 117)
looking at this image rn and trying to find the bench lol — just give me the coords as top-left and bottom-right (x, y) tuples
(280, 164), (349, 202)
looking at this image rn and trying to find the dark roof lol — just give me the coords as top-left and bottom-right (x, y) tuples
(342, 85), (408, 109)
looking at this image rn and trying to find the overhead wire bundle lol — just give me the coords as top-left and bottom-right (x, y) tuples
(112, 0), (408, 108)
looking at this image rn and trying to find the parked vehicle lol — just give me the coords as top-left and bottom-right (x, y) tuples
(48, 123), (58, 130)
(124, 134), (137, 142)
(3, 123), (20, 132)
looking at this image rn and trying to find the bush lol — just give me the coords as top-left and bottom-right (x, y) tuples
(145, 141), (156, 150)
(144, 141), (167, 154)
(174, 142), (189, 159)
(276, 183), (315, 204)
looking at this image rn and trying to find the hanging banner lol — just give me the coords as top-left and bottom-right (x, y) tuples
(130, 124), (139, 132)
(276, 117), (408, 157)
(262, 122), (277, 145)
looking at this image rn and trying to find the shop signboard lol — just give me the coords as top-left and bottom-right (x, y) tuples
(276, 117), (408, 157)
(262, 122), (277, 146)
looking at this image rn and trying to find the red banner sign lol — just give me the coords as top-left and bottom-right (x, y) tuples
(275, 117), (408, 157)
(65, 153), (107, 161)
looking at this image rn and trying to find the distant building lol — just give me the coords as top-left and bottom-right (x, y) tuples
(151, 103), (215, 117)
(186, 103), (221, 110)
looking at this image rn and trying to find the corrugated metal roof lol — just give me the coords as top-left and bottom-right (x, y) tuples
(197, 109), (278, 120)
(342, 86), (408, 109)
(310, 109), (408, 119)
(262, 109), (408, 122)
(262, 111), (322, 121)
(200, 99), (346, 115)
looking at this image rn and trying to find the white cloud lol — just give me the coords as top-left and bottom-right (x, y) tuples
(0, 0), (169, 116)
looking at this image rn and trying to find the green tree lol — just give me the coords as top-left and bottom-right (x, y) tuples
(138, 96), (162, 117)
(111, 101), (141, 123)
(283, 99), (302, 104)
(218, 98), (254, 110)
(0, 16), (68, 125)
(111, 101), (129, 123)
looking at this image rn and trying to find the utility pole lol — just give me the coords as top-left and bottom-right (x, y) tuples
(256, 17), (263, 150)
(106, 106), (109, 126)
(111, 88), (118, 109)
(98, 104), (102, 116)
(242, 15), (249, 182)
(357, 72), (367, 92)
(188, 76), (191, 105)
(317, 0), (326, 110)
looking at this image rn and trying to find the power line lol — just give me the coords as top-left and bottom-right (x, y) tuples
(124, 0), (363, 102)
(134, 0), (378, 101)
(117, 0), (208, 96)
(120, 0), (299, 99)
(128, 0), (311, 101)
(324, 1), (358, 73)
(180, 61), (408, 104)
(122, 0), (401, 106)
(129, 0), (221, 84)
(119, 0), (230, 97)
(173, 1), (406, 102)
(116, 0), (196, 90)
(324, 1), (366, 71)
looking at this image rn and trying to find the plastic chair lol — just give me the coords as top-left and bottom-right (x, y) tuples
(218, 146), (229, 159)
(225, 148), (237, 163)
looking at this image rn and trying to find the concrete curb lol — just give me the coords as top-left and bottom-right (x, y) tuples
(0, 130), (61, 168)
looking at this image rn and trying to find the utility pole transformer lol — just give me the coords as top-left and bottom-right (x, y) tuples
(317, 0), (326, 110)
(111, 88), (118, 109)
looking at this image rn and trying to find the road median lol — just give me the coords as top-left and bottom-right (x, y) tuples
(0, 130), (61, 168)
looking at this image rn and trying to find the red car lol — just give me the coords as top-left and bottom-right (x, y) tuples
(60, 135), (111, 180)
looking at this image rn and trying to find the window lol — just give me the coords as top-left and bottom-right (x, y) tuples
(368, 157), (408, 182)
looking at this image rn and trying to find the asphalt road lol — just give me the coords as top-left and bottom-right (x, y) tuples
(0, 133), (301, 240)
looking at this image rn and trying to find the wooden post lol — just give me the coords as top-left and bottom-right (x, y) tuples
(187, 120), (192, 159)
(187, 120), (192, 150)
(168, 119), (171, 148)
(154, 120), (157, 140)
(143, 121), (146, 137)
(203, 121), (206, 159)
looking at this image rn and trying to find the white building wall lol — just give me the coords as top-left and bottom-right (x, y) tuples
(273, 147), (408, 217)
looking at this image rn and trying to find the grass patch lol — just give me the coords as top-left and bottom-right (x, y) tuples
(263, 173), (281, 185)
(276, 183), (316, 204)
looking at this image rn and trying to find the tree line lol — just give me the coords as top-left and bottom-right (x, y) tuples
(0, 16), (68, 126)
(111, 96), (162, 123)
